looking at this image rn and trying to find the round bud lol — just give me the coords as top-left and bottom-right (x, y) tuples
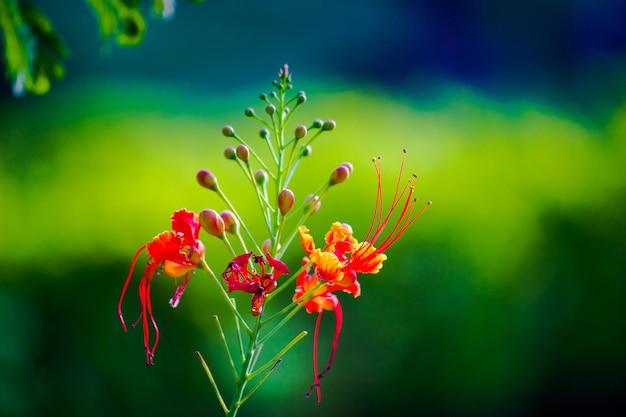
(197, 169), (218, 191)
(259, 128), (270, 140)
(220, 210), (239, 234)
(200, 209), (225, 238)
(224, 146), (237, 160)
(340, 161), (353, 174)
(311, 119), (323, 129)
(259, 93), (268, 102)
(330, 165), (350, 186)
(296, 91), (306, 104)
(236, 144), (249, 162)
(278, 189), (295, 215)
(262, 238), (272, 255)
(301, 145), (312, 157)
(244, 107), (255, 117)
(294, 125), (307, 139)
(255, 169), (268, 186)
(222, 125), (235, 137)
(322, 119), (336, 131)
(304, 194), (321, 215)
(265, 104), (276, 115)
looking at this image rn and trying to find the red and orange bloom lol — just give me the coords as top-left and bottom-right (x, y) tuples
(222, 251), (289, 316)
(300, 150), (430, 286)
(295, 150), (430, 402)
(118, 209), (205, 365)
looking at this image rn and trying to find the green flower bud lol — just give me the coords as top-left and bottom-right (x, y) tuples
(255, 169), (268, 186)
(197, 169), (218, 191)
(220, 210), (239, 234)
(330, 165), (350, 186)
(296, 91), (307, 104)
(278, 189), (295, 216)
(322, 119), (336, 131)
(301, 145), (312, 157)
(236, 145), (249, 162)
(259, 128), (270, 140)
(200, 209), (225, 238)
(244, 107), (255, 117)
(259, 93), (268, 102)
(265, 104), (276, 115)
(222, 125), (235, 137)
(311, 119), (323, 129)
(294, 125), (307, 139)
(224, 146), (237, 160)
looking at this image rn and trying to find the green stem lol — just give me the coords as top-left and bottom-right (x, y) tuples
(196, 351), (229, 415)
(226, 315), (263, 416)
(212, 314), (239, 382)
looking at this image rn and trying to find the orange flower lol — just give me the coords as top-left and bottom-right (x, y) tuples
(295, 151), (430, 402)
(118, 209), (205, 365)
(299, 150), (430, 286)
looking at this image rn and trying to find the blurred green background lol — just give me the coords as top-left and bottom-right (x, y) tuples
(1, 1), (626, 416)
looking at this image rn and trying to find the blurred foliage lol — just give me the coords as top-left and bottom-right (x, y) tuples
(0, 0), (204, 96)
(1, 78), (625, 416)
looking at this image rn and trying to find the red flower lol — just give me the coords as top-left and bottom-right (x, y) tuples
(222, 251), (289, 316)
(293, 261), (343, 406)
(118, 209), (205, 365)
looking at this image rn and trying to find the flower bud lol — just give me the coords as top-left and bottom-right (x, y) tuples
(311, 119), (323, 129)
(244, 107), (255, 117)
(200, 209), (225, 238)
(304, 194), (321, 215)
(330, 165), (350, 186)
(294, 125), (307, 139)
(259, 93), (268, 102)
(255, 169), (268, 186)
(296, 91), (306, 104)
(340, 161), (354, 174)
(322, 119), (336, 131)
(265, 104), (276, 115)
(197, 169), (218, 191)
(222, 125), (235, 137)
(236, 144), (249, 162)
(224, 146), (237, 160)
(220, 210), (239, 234)
(259, 128), (270, 140)
(278, 189), (295, 215)
(262, 238), (272, 255)
(301, 145), (312, 157)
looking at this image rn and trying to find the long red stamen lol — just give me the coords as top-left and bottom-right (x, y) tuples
(145, 269), (159, 366)
(305, 300), (343, 405)
(305, 311), (324, 403)
(118, 244), (148, 332)
(351, 150), (431, 267)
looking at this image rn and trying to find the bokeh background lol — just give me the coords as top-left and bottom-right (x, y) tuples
(2, 0), (626, 416)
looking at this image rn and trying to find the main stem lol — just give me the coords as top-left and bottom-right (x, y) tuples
(226, 316), (262, 417)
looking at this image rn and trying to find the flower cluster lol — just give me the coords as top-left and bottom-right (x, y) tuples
(118, 65), (430, 415)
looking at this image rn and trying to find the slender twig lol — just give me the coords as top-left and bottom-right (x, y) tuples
(212, 315), (238, 382)
(196, 351), (229, 415)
